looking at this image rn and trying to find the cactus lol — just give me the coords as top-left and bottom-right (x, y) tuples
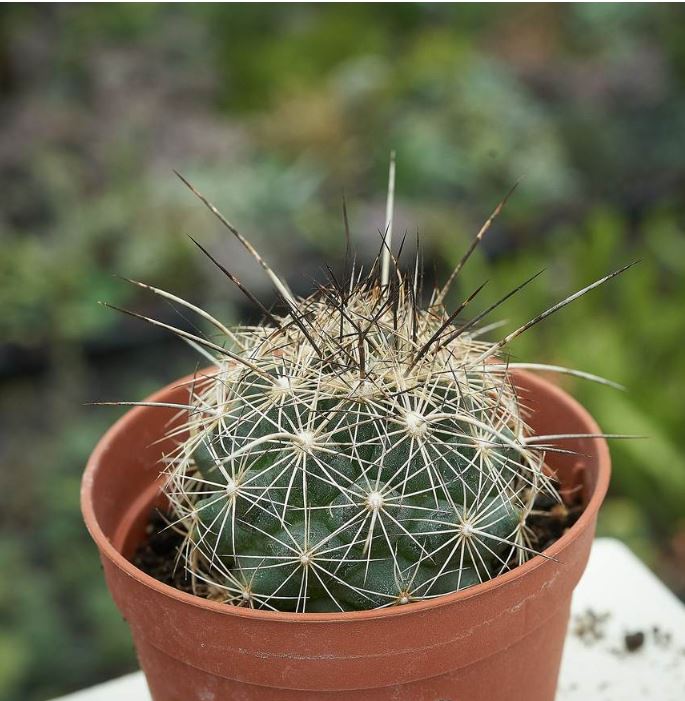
(106, 159), (632, 612)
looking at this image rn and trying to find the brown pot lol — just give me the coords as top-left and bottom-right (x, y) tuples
(82, 370), (610, 701)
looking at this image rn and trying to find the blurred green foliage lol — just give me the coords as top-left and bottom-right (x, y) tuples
(1, 4), (685, 700)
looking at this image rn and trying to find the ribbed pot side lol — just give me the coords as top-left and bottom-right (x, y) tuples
(82, 370), (610, 701)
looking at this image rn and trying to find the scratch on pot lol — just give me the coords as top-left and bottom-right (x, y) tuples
(230, 569), (565, 662)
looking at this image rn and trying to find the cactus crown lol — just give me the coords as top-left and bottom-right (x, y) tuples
(109, 160), (630, 612)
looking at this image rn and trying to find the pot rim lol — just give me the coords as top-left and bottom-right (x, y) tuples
(81, 369), (610, 624)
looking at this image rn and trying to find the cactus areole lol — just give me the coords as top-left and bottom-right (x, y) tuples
(84, 158), (618, 698)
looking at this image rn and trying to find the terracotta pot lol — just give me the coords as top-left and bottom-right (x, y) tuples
(82, 370), (610, 701)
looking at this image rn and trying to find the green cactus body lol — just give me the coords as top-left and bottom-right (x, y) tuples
(162, 282), (556, 613)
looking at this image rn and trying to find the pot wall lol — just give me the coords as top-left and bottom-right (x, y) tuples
(82, 371), (610, 701)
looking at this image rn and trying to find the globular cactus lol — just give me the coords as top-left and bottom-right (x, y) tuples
(111, 161), (630, 612)
(166, 283), (546, 613)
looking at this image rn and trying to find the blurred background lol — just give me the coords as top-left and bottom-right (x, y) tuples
(1, 4), (685, 700)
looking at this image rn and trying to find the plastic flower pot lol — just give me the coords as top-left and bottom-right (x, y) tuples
(82, 369), (610, 701)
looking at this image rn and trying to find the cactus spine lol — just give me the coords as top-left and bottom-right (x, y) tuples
(110, 161), (631, 612)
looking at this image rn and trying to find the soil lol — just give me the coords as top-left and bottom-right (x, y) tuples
(523, 489), (584, 553)
(132, 487), (584, 600)
(571, 608), (611, 645)
(132, 509), (196, 595)
(624, 630), (646, 652)
(569, 610), (681, 658)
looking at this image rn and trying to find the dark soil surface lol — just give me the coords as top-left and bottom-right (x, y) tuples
(526, 491), (584, 552)
(132, 510), (196, 595)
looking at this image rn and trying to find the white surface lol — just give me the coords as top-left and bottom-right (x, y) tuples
(48, 674), (148, 701)
(51, 538), (685, 701)
(557, 538), (685, 701)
